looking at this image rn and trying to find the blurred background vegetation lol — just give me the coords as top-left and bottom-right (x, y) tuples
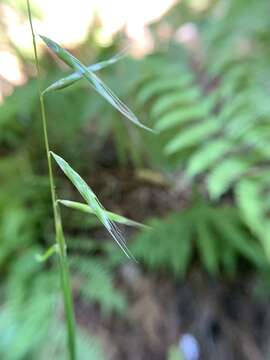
(1, 0), (270, 358)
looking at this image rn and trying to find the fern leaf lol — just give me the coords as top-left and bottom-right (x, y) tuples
(211, 208), (264, 267)
(151, 87), (200, 117)
(235, 179), (266, 236)
(219, 92), (250, 122)
(136, 74), (194, 105)
(70, 256), (127, 315)
(156, 105), (207, 132)
(132, 215), (193, 277)
(187, 139), (231, 177)
(196, 219), (219, 274)
(165, 119), (219, 154)
(207, 158), (250, 199)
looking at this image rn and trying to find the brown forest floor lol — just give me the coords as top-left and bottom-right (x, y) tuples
(76, 268), (270, 360)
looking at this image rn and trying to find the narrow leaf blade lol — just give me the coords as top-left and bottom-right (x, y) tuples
(58, 199), (147, 228)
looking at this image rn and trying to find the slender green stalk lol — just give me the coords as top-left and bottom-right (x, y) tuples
(26, 1), (76, 358)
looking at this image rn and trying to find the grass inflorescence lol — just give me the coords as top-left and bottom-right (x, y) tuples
(26, 1), (153, 358)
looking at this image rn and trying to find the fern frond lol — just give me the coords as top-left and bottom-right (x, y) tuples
(131, 201), (266, 276)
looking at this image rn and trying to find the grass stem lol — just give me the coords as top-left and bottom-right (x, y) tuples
(26, 1), (76, 358)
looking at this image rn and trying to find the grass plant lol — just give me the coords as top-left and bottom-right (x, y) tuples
(26, 2), (76, 358)
(26, 1), (152, 358)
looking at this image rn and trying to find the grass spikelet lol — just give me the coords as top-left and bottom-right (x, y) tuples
(40, 35), (155, 132)
(51, 152), (136, 260)
(43, 49), (126, 93)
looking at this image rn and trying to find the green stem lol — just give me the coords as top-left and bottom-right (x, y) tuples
(26, 1), (76, 359)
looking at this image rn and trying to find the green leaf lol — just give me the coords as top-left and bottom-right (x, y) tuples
(40, 35), (154, 132)
(151, 87), (200, 117)
(165, 119), (219, 154)
(136, 74), (193, 105)
(196, 219), (218, 274)
(207, 158), (249, 199)
(70, 257), (127, 315)
(50, 152), (135, 260)
(187, 139), (231, 177)
(58, 199), (147, 228)
(156, 105), (207, 131)
(219, 92), (250, 122)
(235, 179), (270, 259)
(211, 208), (264, 267)
(132, 213), (193, 277)
(43, 49), (126, 93)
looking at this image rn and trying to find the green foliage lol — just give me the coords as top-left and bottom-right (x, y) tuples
(0, 153), (121, 359)
(132, 199), (266, 277)
(2, 0), (270, 357)
(116, 0), (270, 262)
(70, 254), (127, 316)
(1, 241), (125, 359)
(0, 238), (118, 359)
(0, 81), (39, 145)
(0, 248), (59, 359)
(0, 155), (47, 265)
